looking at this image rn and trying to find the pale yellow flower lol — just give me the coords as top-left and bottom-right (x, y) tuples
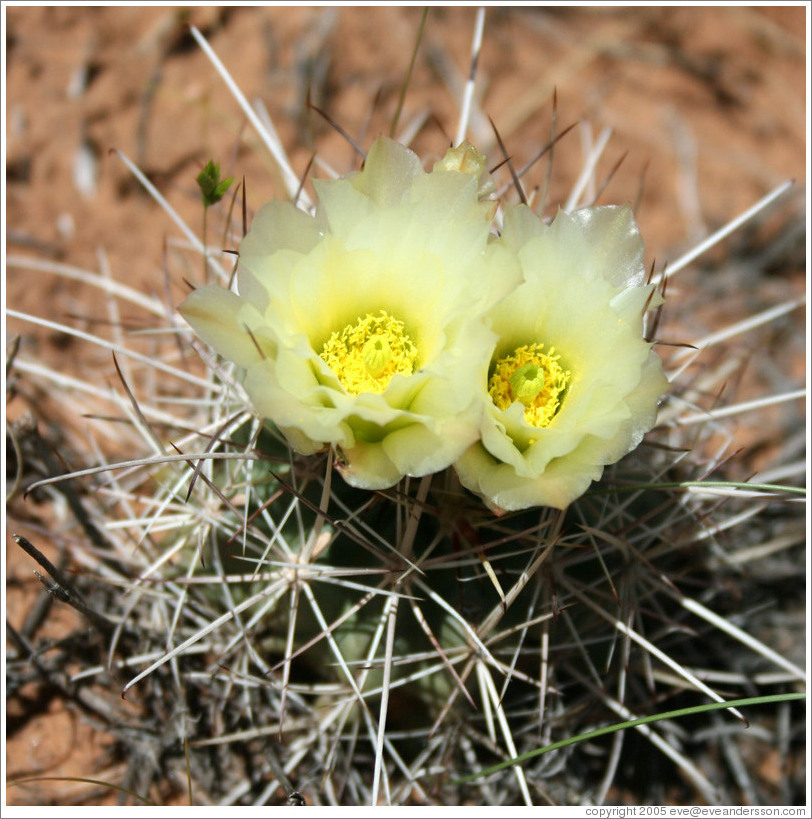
(454, 204), (669, 512)
(179, 136), (521, 489)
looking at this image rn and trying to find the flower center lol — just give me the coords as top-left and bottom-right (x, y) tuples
(489, 343), (571, 427)
(321, 310), (418, 395)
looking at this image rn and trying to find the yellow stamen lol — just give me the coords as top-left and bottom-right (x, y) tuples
(489, 343), (571, 428)
(321, 310), (418, 395)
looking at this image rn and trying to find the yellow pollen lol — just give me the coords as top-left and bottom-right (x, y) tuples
(321, 310), (418, 395)
(489, 343), (571, 428)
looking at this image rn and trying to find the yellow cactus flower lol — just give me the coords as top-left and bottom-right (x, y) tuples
(454, 204), (669, 512)
(179, 136), (521, 489)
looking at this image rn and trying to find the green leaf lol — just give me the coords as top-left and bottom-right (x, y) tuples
(197, 160), (234, 207)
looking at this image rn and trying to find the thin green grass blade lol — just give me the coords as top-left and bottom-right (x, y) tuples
(7, 776), (155, 805)
(455, 692), (806, 783)
(591, 481), (806, 497)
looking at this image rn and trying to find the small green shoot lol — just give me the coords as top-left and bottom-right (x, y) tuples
(196, 159), (234, 281)
(197, 159), (234, 207)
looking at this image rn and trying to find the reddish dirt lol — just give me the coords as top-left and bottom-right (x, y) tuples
(4, 5), (807, 806)
(5, 7), (805, 322)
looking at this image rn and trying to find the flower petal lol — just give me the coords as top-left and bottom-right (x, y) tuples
(178, 286), (272, 368)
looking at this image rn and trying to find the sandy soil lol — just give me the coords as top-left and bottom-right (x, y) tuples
(4, 5), (807, 806)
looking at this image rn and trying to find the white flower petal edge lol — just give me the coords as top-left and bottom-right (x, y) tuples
(179, 136), (522, 490)
(454, 204), (669, 513)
